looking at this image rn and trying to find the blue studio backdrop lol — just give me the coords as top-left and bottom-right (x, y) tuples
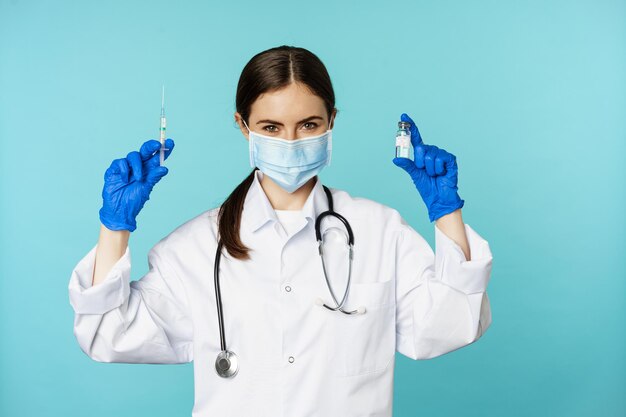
(0, 0), (624, 416)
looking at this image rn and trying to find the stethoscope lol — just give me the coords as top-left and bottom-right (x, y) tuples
(213, 184), (366, 379)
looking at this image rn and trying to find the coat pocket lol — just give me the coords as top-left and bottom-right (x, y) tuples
(325, 280), (396, 377)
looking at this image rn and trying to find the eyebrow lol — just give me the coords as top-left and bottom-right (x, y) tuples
(256, 115), (324, 126)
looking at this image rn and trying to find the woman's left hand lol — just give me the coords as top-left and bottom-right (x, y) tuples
(392, 113), (465, 222)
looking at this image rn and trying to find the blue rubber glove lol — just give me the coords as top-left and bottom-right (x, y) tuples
(392, 113), (464, 222)
(99, 139), (175, 232)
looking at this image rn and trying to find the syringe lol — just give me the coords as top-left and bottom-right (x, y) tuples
(159, 85), (167, 166)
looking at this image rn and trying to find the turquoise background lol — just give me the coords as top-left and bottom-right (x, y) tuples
(1, 0), (624, 416)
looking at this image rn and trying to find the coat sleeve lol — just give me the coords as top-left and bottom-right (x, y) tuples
(394, 218), (493, 360)
(68, 239), (194, 364)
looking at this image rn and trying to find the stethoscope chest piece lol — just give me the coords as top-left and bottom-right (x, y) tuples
(215, 350), (239, 378)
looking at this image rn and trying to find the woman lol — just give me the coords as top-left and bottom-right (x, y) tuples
(69, 45), (493, 416)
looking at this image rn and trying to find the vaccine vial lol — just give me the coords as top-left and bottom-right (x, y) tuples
(395, 121), (412, 159)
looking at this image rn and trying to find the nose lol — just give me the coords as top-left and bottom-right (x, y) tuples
(284, 129), (298, 141)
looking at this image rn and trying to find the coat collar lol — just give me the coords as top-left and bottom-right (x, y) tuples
(241, 170), (329, 233)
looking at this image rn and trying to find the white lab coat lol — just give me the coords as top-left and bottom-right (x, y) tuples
(68, 170), (493, 417)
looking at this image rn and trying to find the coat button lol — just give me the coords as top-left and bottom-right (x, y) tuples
(288, 356), (295, 363)
(285, 285), (292, 292)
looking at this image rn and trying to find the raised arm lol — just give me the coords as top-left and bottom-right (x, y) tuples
(68, 237), (194, 364)
(395, 218), (493, 360)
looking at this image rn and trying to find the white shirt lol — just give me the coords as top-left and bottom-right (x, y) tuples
(68, 170), (494, 417)
(274, 208), (305, 236)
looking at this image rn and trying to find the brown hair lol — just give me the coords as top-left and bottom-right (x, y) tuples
(217, 45), (337, 260)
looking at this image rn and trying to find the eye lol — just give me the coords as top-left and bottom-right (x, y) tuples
(303, 122), (318, 130)
(263, 125), (278, 133)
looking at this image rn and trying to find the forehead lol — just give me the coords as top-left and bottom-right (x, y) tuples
(249, 83), (326, 121)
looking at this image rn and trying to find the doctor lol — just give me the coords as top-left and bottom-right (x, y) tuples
(69, 45), (493, 417)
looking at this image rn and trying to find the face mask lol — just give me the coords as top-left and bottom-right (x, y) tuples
(243, 116), (333, 193)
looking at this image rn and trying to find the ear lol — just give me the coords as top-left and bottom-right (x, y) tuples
(329, 108), (338, 130)
(234, 112), (250, 141)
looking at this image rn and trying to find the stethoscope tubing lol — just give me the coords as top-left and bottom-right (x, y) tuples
(213, 184), (357, 378)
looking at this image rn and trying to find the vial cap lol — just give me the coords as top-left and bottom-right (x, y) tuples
(398, 121), (411, 129)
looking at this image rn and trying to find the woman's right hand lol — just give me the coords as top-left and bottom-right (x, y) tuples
(99, 139), (175, 232)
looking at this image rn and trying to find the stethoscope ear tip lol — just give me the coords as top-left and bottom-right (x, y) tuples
(314, 297), (324, 306)
(356, 306), (366, 314)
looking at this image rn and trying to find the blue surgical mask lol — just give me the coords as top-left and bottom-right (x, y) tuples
(243, 117), (333, 193)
